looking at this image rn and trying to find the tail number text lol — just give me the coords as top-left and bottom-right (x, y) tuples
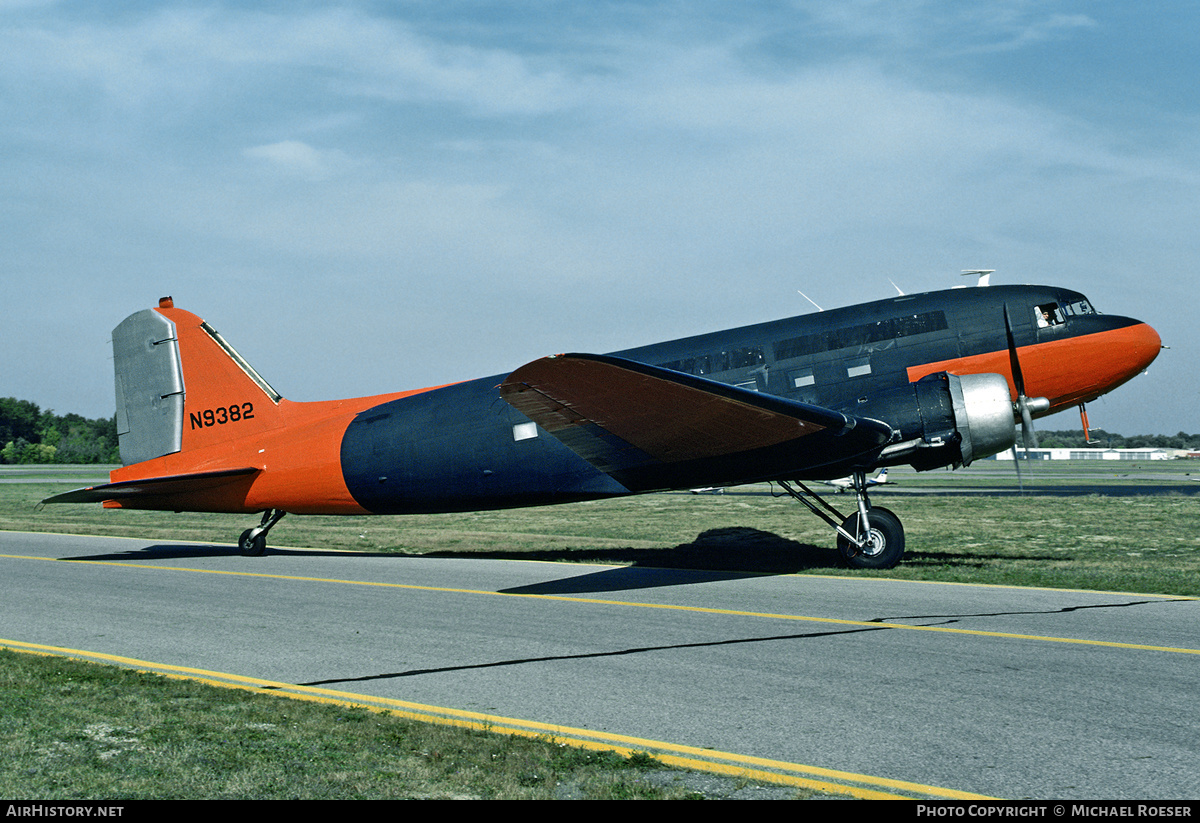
(190, 403), (255, 429)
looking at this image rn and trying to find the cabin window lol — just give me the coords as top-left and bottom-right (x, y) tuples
(790, 368), (815, 388)
(847, 358), (871, 378)
(773, 310), (947, 361)
(716, 347), (764, 371)
(657, 347), (761, 375)
(658, 356), (710, 375)
(892, 311), (947, 338)
(774, 332), (827, 360)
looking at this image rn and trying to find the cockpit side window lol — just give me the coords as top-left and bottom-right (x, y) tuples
(1035, 303), (1063, 327)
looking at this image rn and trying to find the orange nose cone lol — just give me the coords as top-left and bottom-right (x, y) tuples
(1086, 321), (1162, 401)
(1022, 319), (1163, 413)
(1129, 321), (1163, 373)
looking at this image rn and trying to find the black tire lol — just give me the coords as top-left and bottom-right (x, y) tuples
(238, 528), (266, 557)
(837, 506), (904, 569)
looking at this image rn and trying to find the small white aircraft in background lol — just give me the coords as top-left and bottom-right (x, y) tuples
(825, 468), (892, 493)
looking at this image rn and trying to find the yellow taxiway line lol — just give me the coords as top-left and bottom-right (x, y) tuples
(1, 636), (991, 800)
(6, 552), (1198, 657)
(4, 549), (1196, 798)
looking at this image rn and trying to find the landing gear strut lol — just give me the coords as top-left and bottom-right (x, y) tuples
(778, 472), (906, 569)
(238, 509), (286, 556)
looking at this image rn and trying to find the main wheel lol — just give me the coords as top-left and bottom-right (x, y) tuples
(238, 528), (267, 557)
(836, 506), (904, 569)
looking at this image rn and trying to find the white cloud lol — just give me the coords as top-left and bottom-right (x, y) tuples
(956, 12), (1099, 54)
(243, 140), (352, 180)
(789, 1), (1098, 55)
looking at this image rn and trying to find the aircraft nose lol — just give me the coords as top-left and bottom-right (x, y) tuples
(1024, 315), (1163, 413)
(1098, 317), (1162, 394)
(1125, 319), (1163, 373)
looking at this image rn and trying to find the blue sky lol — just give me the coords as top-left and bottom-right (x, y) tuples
(3, 1), (1196, 435)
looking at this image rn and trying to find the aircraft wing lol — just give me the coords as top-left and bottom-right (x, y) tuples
(41, 467), (260, 506)
(499, 354), (893, 491)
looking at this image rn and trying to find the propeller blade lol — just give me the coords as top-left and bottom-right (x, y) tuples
(1011, 444), (1025, 494)
(1003, 302), (1040, 460)
(1020, 402), (1038, 449)
(1003, 303), (1027, 398)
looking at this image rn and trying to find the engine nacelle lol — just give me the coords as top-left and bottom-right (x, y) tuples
(947, 373), (1021, 465)
(863, 371), (1017, 471)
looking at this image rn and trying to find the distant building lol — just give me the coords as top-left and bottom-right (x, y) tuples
(993, 448), (1180, 461)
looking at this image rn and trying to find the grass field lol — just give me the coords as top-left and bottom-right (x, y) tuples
(2, 649), (792, 800)
(2, 461), (1197, 798)
(4, 461), (1198, 596)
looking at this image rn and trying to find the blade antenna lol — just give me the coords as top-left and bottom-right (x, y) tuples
(796, 289), (823, 311)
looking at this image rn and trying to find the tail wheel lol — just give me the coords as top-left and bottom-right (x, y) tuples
(238, 529), (267, 557)
(837, 506), (905, 569)
(236, 509), (285, 557)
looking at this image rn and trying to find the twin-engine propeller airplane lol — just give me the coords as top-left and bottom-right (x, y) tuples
(45, 280), (1161, 568)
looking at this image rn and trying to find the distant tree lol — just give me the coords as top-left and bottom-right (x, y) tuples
(0, 399), (119, 463)
(23, 443), (58, 463)
(0, 398), (42, 445)
(1, 440), (20, 464)
(1, 438), (56, 464)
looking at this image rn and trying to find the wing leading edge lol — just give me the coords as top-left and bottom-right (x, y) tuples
(499, 354), (894, 491)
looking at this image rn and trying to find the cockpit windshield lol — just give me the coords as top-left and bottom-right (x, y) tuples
(1035, 296), (1098, 328)
(1062, 298), (1097, 317)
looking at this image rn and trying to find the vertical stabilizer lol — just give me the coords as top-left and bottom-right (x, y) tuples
(113, 307), (185, 465)
(112, 297), (286, 467)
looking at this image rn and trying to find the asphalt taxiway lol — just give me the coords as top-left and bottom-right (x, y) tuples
(2, 530), (1197, 799)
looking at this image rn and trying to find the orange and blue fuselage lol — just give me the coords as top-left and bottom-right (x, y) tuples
(104, 285), (1160, 515)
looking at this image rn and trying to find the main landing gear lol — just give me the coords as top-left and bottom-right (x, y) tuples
(238, 509), (286, 556)
(777, 473), (905, 569)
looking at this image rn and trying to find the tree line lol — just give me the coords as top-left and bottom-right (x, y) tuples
(1, 398), (120, 464)
(2, 396), (1198, 465)
(1036, 429), (1200, 451)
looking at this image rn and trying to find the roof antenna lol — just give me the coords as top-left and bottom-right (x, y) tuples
(961, 269), (995, 287)
(796, 289), (823, 311)
(888, 278), (906, 296)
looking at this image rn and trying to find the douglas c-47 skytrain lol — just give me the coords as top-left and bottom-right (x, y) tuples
(46, 277), (1162, 568)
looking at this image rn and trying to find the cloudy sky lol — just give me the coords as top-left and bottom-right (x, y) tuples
(3, 1), (1195, 435)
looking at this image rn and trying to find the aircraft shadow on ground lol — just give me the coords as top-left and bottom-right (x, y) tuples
(58, 527), (846, 586)
(60, 528), (1058, 584)
(489, 535), (1054, 595)
(59, 543), (364, 561)
(463, 527), (843, 595)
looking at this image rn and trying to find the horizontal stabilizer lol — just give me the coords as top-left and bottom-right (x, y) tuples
(499, 354), (893, 490)
(41, 467), (260, 505)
